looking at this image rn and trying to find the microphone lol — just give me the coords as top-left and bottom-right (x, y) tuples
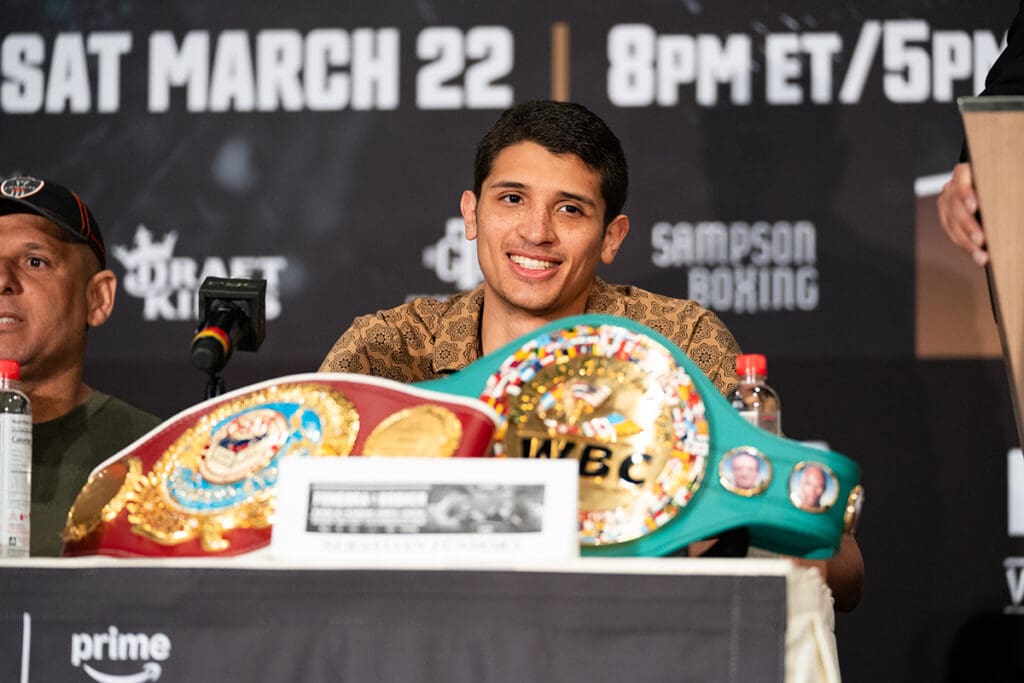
(191, 277), (267, 376)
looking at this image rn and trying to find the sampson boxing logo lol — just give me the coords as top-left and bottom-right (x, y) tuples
(650, 219), (819, 314)
(70, 625), (170, 682)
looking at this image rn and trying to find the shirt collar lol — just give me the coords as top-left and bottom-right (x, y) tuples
(431, 278), (621, 375)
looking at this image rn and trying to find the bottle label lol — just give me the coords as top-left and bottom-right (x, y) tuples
(738, 410), (760, 429)
(758, 412), (781, 436)
(0, 412), (32, 558)
(737, 410), (782, 436)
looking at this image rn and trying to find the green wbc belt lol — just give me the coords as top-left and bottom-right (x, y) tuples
(421, 314), (863, 559)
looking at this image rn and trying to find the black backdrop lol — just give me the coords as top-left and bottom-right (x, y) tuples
(4, 1), (1024, 679)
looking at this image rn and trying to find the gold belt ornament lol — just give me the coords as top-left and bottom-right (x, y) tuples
(62, 376), (497, 557)
(482, 340), (709, 546)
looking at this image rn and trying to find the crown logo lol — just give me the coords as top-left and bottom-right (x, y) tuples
(111, 225), (179, 270)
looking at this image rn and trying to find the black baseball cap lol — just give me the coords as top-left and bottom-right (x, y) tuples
(0, 176), (106, 268)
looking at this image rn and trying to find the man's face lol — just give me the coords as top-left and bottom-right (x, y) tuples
(0, 213), (107, 384)
(731, 454), (759, 489)
(800, 467), (826, 507)
(462, 141), (628, 322)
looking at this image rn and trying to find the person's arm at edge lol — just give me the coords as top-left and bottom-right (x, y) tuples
(937, 162), (986, 264)
(792, 532), (864, 612)
(937, 1), (1024, 264)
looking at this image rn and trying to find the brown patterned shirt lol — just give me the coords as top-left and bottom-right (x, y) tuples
(319, 278), (741, 396)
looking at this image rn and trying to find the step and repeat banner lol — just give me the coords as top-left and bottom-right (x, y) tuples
(3, 0), (1023, 679)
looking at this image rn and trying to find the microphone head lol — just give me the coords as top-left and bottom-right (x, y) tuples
(191, 323), (234, 374)
(191, 335), (227, 374)
(192, 277), (265, 377)
(195, 277), (267, 352)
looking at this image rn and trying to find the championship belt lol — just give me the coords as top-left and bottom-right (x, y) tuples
(64, 315), (862, 560)
(420, 314), (863, 559)
(61, 375), (499, 557)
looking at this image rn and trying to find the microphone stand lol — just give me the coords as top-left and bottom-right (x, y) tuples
(204, 372), (226, 400)
(192, 305), (246, 402)
(191, 276), (267, 403)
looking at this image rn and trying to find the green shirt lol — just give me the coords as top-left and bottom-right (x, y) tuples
(30, 391), (161, 557)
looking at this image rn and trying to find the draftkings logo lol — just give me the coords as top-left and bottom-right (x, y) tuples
(110, 225), (287, 321)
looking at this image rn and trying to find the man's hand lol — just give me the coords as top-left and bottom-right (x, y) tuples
(793, 532), (864, 612)
(937, 162), (988, 266)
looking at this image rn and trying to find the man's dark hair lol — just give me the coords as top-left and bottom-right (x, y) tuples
(472, 100), (628, 226)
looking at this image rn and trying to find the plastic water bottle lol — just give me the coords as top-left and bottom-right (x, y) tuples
(730, 353), (781, 436)
(0, 359), (32, 558)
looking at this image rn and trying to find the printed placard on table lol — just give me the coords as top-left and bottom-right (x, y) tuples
(270, 456), (579, 564)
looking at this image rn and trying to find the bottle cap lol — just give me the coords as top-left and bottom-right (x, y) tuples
(736, 353), (767, 376)
(0, 359), (21, 380)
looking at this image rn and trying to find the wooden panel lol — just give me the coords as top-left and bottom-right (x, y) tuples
(914, 189), (1001, 358)
(961, 96), (1024, 446)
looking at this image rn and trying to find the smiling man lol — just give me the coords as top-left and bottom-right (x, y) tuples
(0, 176), (161, 556)
(320, 100), (738, 392)
(319, 101), (862, 609)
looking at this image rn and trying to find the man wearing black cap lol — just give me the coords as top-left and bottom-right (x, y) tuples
(0, 175), (161, 556)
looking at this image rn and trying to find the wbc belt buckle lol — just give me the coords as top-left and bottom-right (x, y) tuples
(421, 314), (864, 559)
(479, 325), (708, 546)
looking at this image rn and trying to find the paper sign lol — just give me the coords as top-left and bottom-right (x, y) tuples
(270, 456), (579, 564)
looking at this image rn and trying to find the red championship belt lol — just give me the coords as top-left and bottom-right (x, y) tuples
(61, 373), (499, 558)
